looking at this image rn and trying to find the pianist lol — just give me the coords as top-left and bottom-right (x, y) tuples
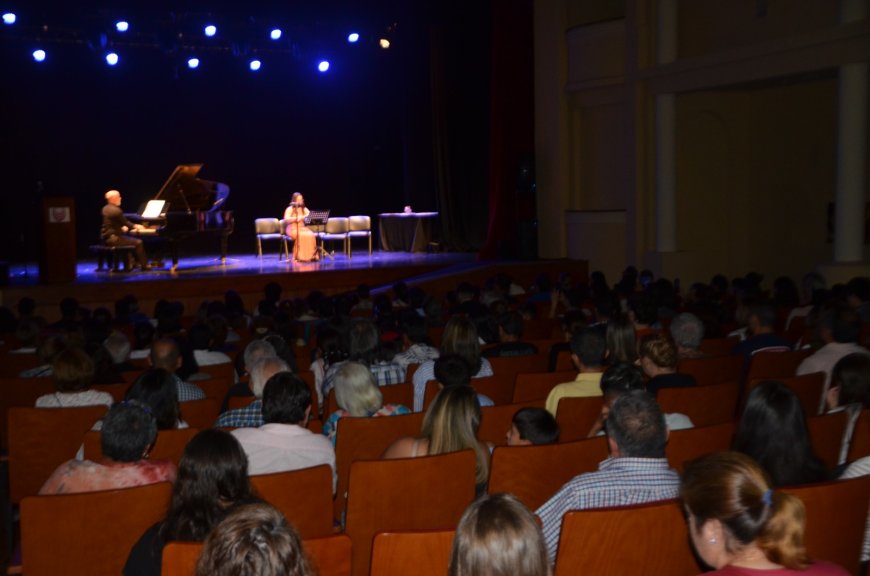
(101, 189), (149, 271)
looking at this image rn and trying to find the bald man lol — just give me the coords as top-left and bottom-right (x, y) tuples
(101, 189), (148, 270)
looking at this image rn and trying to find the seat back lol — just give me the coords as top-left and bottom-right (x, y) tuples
(20, 482), (173, 576)
(745, 348), (811, 383)
(678, 354), (743, 386)
(333, 411), (425, 521)
(656, 381), (740, 427)
(370, 530), (455, 576)
(422, 375), (516, 410)
(666, 422), (736, 473)
(745, 372), (825, 417)
(250, 465), (334, 538)
(324, 217), (349, 234)
(488, 437), (608, 510)
(486, 355), (548, 380)
(554, 396), (604, 442)
(783, 475), (870, 575)
(8, 405), (109, 503)
(697, 336), (739, 357)
(196, 363), (236, 385)
(345, 450), (477, 576)
(227, 395), (255, 411)
(512, 371), (576, 403)
(477, 400), (546, 446)
(162, 533), (353, 576)
(178, 398), (221, 430)
(554, 500), (699, 576)
(806, 411), (850, 470)
(0, 376), (57, 451)
(82, 427), (199, 465)
(348, 215), (371, 232)
(847, 408), (870, 461)
(255, 217), (281, 235)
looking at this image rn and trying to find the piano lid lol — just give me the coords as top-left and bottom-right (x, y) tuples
(154, 163), (229, 213)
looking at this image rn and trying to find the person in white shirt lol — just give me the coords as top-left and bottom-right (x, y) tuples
(232, 372), (336, 492)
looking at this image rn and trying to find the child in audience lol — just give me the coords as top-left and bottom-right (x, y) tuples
(506, 407), (559, 446)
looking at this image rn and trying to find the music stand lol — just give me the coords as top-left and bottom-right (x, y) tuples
(305, 209), (333, 260)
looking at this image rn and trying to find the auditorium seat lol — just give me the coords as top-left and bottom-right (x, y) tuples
(666, 421), (736, 473)
(554, 396), (604, 442)
(744, 348), (812, 383)
(82, 427), (199, 466)
(486, 354), (548, 381)
(744, 372), (825, 417)
(345, 450), (476, 576)
(488, 436), (608, 510)
(697, 336), (739, 357)
(656, 380), (740, 427)
(370, 530), (455, 576)
(177, 398), (220, 430)
(422, 374), (515, 410)
(477, 400), (545, 446)
(554, 500), (700, 576)
(847, 409), (870, 461)
(249, 464), (334, 538)
(678, 354), (743, 386)
(19, 481), (173, 576)
(0, 377), (56, 451)
(512, 370), (576, 403)
(806, 411), (850, 470)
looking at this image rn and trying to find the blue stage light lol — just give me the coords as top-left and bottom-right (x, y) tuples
(2, 12), (15, 25)
(105, 52), (119, 66)
(204, 24), (217, 37)
(347, 32), (359, 43)
(270, 28), (282, 40)
(187, 57), (200, 69)
(317, 60), (330, 72)
(249, 59), (261, 71)
(115, 21), (129, 32)
(32, 49), (46, 62)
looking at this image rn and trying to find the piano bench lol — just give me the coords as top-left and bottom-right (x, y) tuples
(90, 244), (135, 272)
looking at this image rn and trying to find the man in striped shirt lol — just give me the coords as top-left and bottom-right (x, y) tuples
(536, 390), (680, 561)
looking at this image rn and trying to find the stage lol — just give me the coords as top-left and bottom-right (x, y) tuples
(0, 250), (585, 324)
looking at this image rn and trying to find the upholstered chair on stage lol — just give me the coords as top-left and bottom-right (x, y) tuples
(319, 217), (349, 257)
(254, 218), (289, 259)
(347, 215), (372, 257)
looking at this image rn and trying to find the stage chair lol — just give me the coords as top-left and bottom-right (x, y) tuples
(783, 475), (870, 576)
(745, 348), (812, 383)
(554, 499), (700, 576)
(250, 464), (334, 538)
(178, 398), (220, 430)
(333, 411), (425, 522)
(254, 217), (288, 259)
(8, 405), (108, 503)
(345, 450), (477, 576)
(486, 354), (548, 381)
(744, 372), (826, 416)
(488, 436), (608, 510)
(666, 421), (736, 473)
(806, 411), (850, 470)
(325, 382), (414, 417)
(0, 376), (56, 451)
(347, 215), (372, 257)
(554, 396), (604, 443)
(847, 409), (870, 461)
(319, 216), (349, 257)
(82, 427), (199, 466)
(162, 533), (353, 576)
(477, 400), (545, 446)
(370, 530), (455, 576)
(656, 380), (740, 427)
(19, 481), (173, 576)
(678, 354), (743, 386)
(697, 336), (739, 357)
(512, 371), (576, 403)
(422, 374), (515, 410)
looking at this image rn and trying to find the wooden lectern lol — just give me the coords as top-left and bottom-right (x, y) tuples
(39, 196), (77, 284)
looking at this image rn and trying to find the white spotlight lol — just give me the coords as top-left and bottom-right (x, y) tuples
(204, 24), (217, 37)
(115, 21), (129, 32)
(2, 12), (16, 25)
(270, 28), (282, 40)
(317, 60), (330, 72)
(187, 57), (200, 69)
(32, 49), (46, 62)
(105, 52), (119, 66)
(379, 38), (390, 49)
(249, 59), (261, 71)
(347, 32), (359, 43)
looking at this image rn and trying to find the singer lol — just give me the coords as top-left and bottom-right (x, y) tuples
(284, 192), (319, 262)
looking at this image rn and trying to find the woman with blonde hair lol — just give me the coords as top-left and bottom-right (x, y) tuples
(322, 361), (409, 445)
(681, 451), (847, 575)
(383, 385), (490, 492)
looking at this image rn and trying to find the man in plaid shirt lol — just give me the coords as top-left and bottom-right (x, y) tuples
(216, 356), (290, 428)
(150, 338), (205, 402)
(536, 390), (680, 561)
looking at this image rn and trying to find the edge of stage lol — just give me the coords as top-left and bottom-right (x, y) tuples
(0, 250), (588, 322)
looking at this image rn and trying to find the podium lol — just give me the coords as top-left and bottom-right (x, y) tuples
(39, 197), (77, 284)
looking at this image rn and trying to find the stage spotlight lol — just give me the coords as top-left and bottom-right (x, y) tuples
(115, 21), (129, 32)
(347, 32), (359, 43)
(32, 49), (46, 62)
(317, 60), (329, 72)
(105, 52), (119, 66)
(187, 57), (200, 69)
(204, 24), (217, 37)
(2, 12), (15, 25)
(249, 59), (261, 71)
(379, 38), (390, 49)
(270, 28), (282, 40)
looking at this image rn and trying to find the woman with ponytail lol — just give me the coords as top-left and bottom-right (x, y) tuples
(680, 451), (848, 575)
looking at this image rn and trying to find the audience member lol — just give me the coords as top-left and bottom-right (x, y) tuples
(124, 369), (188, 429)
(482, 311), (538, 358)
(20, 334), (66, 378)
(846, 277), (870, 323)
(449, 493), (549, 576)
(232, 372), (336, 489)
(149, 338), (206, 402)
(104, 330), (137, 372)
(412, 316), (494, 411)
(732, 302), (792, 361)
(604, 314), (638, 364)
(322, 361), (410, 445)
(536, 390), (679, 560)
(35, 346), (113, 408)
(124, 429), (256, 576)
(544, 329), (607, 416)
(216, 356), (290, 428)
(40, 401), (176, 494)
(638, 333), (696, 394)
(195, 502), (311, 576)
(733, 381), (827, 487)
(681, 451), (848, 575)
(670, 312), (707, 359)
(506, 407), (559, 446)
(391, 314), (440, 369)
(322, 318), (406, 400)
(227, 339), (278, 409)
(826, 353), (870, 465)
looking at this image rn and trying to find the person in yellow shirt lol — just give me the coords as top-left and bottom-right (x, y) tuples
(545, 328), (607, 415)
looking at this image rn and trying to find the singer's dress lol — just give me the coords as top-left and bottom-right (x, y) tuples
(284, 206), (318, 261)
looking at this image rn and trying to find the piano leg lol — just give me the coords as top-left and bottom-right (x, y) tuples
(220, 234), (229, 264)
(170, 241), (180, 272)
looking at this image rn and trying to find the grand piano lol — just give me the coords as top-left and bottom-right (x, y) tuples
(127, 164), (234, 270)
